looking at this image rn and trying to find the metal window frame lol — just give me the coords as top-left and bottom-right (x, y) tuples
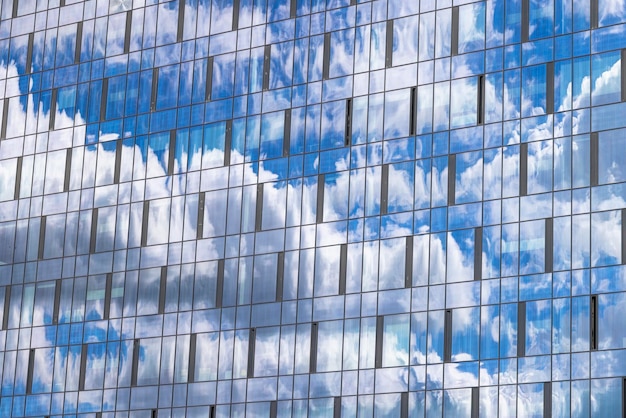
(518, 301), (526, 357)
(75, 22), (83, 63)
(256, 183), (264, 232)
(38, 216), (46, 260)
(474, 227), (483, 280)
(545, 218), (553, 273)
(49, 88), (57, 131)
(520, 142), (528, 196)
(451, 7), (459, 56)
(123, 11), (132, 54)
(590, 132), (599, 186)
(590, 294), (598, 351)
(90, 208), (99, 254)
(197, 192), (206, 239)
(380, 164), (389, 215)
(113, 140), (122, 184)
(188, 333), (197, 382)
(385, 20), (394, 68)
(276, 253), (284, 302)
(248, 328), (256, 377)
(323, 33), (331, 80)
(444, 309), (452, 362)
(316, 174), (325, 224)
(64, 148), (72, 192)
(100, 78), (109, 121)
(448, 154), (456, 206)
(375, 316), (384, 368)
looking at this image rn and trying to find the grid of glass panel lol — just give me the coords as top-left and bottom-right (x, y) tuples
(2, 0), (626, 416)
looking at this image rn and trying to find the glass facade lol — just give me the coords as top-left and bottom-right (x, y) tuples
(2, 0), (626, 416)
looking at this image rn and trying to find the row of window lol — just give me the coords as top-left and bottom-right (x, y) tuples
(3, 0), (626, 72)
(0, 299), (622, 394)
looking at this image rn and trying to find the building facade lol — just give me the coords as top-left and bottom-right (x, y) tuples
(1, 0), (626, 416)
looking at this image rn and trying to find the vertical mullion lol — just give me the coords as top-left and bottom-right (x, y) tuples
(448, 154), (456, 206)
(405, 236), (413, 288)
(310, 322), (318, 373)
(444, 309), (452, 362)
(385, 20), (393, 68)
(380, 164), (389, 215)
(546, 62), (554, 114)
(545, 218), (553, 273)
(232, 0), (240, 30)
(2, 286), (10, 330)
(345, 98), (353, 146)
(197, 192), (205, 239)
(150, 68), (159, 112)
(518, 302), (526, 357)
(471, 387), (479, 418)
(14, 156), (23, 200)
(590, 294), (598, 351)
(400, 392), (409, 418)
(113, 140), (122, 184)
(131, 339), (140, 386)
(12, 0), (18, 18)
(100, 78), (108, 121)
(270, 401), (277, 418)
(316, 174), (325, 224)
(375, 316), (384, 368)
(283, 109), (291, 157)
(276, 253), (284, 302)
(544, 382), (552, 418)
(591, 0), (599, 28)
(168, 130), (176, 176)
(1, 98), (9, 139)
(224, 120), (232, 166)
(177, 0), (185, 43)
(79, 344), (88, 391)
(590, 132), (599, 186)
(622, 49), (626, 102)
(38, 216), (46, 260)
(477, 75), (485, 125)
(75, 22), (83, 63)
(49, 88), (57, 131)
(141, 201), (149, 247)
(158, 266), (167, 314)
(290, 0), (297, 18)
(323, 33), (331, 80)
(339, 244), (347, 295)
(521, 0), (529, 42)
(409, 87), (417, 136)
(248, 328), (256, 377)
(520, 142), (528, 196)
(25, 33), (34, 74)
(622, 209), (626, 264)
(188, 333), (197, 382)
(263, 45), (271, 91)
(451, 6), (459, 56)
(334, 396), (341, 418)
(623, 378), (626, 418)
(52, 280), (61, 324)
(26, 349), (35, 394)
(90, 208), (98, 254)
(104, 273), (112, 320)
(123, 11), (132, 54)
(205, 57), (214, 101)
(216, 259), (225, 307)
(255, 183), (264, 232)
(474, 227), (482, 280)
(64, 148), (72, 192)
